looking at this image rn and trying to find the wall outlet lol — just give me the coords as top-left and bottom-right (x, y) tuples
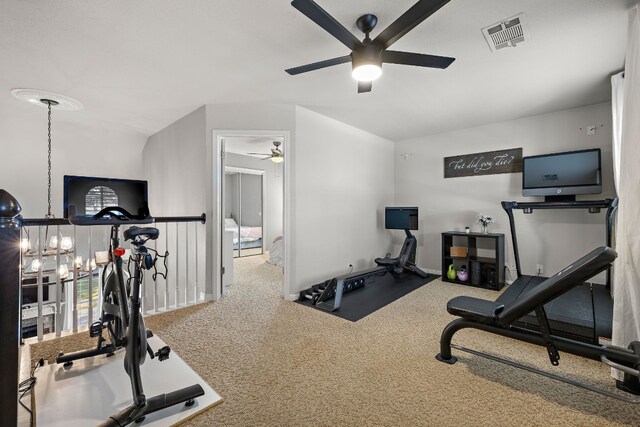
(536, 264), (543, 275)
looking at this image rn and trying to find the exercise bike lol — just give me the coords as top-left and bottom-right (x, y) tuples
(57, 206), (204, 426)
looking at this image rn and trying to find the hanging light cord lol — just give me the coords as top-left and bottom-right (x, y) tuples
(46, 101), (53, 218)
(41, 99), (58, 218)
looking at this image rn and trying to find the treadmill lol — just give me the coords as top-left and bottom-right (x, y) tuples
(497, 198), (618, 344)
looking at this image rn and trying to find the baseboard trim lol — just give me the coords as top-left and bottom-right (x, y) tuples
(285, 293), (299, 302)
(421, 267), (441, 276)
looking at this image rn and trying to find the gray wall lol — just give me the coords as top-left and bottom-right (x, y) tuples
(144, 105), (207, 216)
(143, 105), (208, 304)
(294, 106), (395, 289)
(395, 102), (614, 283)
(225, 152), (284, 246)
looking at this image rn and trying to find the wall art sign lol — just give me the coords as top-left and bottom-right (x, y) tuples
(444, 147), (523, 178)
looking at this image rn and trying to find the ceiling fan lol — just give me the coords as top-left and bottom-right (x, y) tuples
(285, 0), (455, 93)
(247, 141), (284, 163)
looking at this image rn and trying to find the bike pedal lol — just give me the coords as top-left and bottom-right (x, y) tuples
(89, 322), (103, 338)
(155, 346), (171, 361)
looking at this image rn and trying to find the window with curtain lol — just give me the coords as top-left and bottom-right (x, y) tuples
(611, 71), (624, 192)
(85, 186), (118, 215)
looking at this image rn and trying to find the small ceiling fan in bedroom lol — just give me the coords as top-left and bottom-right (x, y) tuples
(285, 0), (456, 93)
(247, 141), (284, 163)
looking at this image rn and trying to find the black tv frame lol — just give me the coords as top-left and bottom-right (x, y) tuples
(385, 207), (419, 231)
(522, 148), (602, 202)
(63, 175), (151, 224)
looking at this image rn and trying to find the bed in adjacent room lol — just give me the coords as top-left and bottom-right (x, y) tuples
(225, 218), (263, 250)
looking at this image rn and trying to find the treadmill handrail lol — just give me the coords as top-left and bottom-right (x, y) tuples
(502, 198), (617, 210)
(501, 197), (618, 288)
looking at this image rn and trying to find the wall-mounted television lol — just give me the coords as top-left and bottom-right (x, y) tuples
(385, 207), (418, 230)
(22, 277), (50, 305)
(522, 148), (601, 202)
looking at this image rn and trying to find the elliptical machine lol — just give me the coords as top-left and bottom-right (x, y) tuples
(57, 204), (204, 426)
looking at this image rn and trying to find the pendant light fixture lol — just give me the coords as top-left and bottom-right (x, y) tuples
(11, 88), (83, 218)
(42, 98), (57, 218)
(11, 89), (83, 273)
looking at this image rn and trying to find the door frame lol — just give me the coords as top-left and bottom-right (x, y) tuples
(213, 129), (291, 301)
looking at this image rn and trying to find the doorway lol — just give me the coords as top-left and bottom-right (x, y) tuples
(215, 131), (290, 299)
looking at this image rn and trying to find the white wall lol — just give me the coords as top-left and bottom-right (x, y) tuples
(144, 103), (395, 298)
(143, 106), (207, 305)
(395, 102), (615, 282)
(225, 152), (283, 246)
(0, 108), (146, 217)
(293, 106), (395, 291)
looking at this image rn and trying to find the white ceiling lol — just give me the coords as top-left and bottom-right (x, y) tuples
(0, 0), (630, 142)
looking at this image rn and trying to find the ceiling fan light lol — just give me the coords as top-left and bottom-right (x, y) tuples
(271, 156), (284, 163)
(352, 64), (382, 82)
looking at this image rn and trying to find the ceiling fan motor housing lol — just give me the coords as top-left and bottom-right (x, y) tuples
(351, 44), (383, 72)
(356, 13), (378, 35)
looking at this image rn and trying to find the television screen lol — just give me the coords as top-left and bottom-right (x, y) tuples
(64, 175), (149, 220)
(522, 149), (601, 198)
(22, 277), (50, 305)
(385, 207), (418, 230)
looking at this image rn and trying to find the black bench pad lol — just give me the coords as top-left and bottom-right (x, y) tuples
(447, 296), (504, 325)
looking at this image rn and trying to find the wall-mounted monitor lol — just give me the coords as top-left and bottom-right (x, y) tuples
(63, 175), (150, 221)
(385, 207), (419, 230)
(522, 148), (601, 202)
(22, 277), (50, 305)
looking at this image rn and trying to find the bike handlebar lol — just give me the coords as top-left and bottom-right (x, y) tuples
(67, 204), (154, 226)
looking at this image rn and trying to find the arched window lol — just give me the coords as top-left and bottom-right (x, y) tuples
(85, 186), (118, 215)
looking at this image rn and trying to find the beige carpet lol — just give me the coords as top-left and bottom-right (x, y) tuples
(31, 256), (640, 426)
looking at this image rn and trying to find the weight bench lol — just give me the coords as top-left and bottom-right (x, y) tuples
(436, 246), (640, 402)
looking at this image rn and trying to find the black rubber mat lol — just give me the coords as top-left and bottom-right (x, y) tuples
(297, 273), (438, 322)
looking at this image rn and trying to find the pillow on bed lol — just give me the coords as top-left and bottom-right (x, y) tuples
(225, 218), (238, 228)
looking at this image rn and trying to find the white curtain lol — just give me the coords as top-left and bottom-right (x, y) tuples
(611, 71), (624, 192)
(612, 4), (640, 377)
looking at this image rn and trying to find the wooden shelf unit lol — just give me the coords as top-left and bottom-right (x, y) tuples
(441, 231), (505, 290)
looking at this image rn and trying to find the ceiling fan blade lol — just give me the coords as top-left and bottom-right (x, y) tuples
(373, 0), (452, 50)
(291, 0), (362, 50)
(285, 55), (352, 75)
(358, 81), (372, 93)
(383, 50), (455, 69)
(247, 152), (271, 156)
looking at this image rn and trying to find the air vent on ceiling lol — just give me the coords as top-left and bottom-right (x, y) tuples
(482, 13), (530, 52)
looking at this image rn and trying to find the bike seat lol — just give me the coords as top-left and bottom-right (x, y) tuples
(124, 226), (160, 241)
